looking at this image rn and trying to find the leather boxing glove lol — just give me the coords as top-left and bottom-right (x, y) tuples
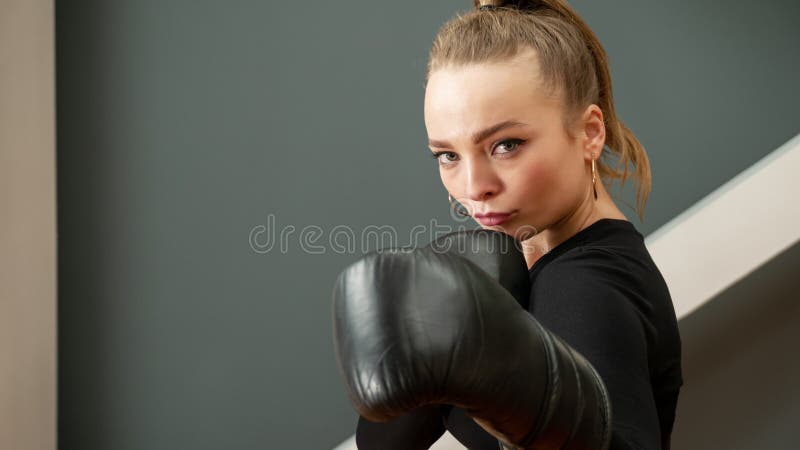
(425, 229), (531, 310)
(332, 230), (612, 450)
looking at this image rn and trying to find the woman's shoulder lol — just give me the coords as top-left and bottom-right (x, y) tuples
(528, 218), (675, 327)
(529, 218), (654, 279)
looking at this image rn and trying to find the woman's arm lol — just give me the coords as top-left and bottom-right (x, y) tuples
(529, 249), (663, 449)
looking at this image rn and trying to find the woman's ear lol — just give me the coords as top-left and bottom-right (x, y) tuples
(581, 104), (606, 160)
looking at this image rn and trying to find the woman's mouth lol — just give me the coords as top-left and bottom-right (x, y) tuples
(473, 211), (514, 226)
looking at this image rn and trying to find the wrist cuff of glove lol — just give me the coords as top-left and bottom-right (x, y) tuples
(502, 325), (613, 450)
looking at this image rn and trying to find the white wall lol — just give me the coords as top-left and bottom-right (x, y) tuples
(0, 1), (57, 449)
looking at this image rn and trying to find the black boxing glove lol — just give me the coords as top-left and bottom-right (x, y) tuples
(332, 230), (611, 449)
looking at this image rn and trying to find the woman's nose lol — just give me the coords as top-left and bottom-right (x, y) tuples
(463, 159), (502, 204)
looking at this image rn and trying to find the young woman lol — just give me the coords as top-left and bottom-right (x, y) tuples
(340, 1), (683, 448)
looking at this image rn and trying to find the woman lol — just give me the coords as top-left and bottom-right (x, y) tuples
(343, 1), (683, 448)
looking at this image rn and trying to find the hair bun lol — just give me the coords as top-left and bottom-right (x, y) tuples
(474, 0), (503, 10)
(474, 0), (548, 12)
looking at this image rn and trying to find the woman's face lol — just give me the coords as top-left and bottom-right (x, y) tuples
(424, 52), (597, 240)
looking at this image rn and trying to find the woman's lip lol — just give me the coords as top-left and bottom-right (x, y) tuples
(474, 212), (513, 226)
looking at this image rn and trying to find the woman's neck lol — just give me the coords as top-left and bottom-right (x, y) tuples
(522, 181), (626, 269)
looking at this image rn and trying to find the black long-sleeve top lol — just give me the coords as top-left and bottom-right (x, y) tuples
(356, 218), (683, 449)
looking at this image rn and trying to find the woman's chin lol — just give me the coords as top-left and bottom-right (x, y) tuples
(500, 221), (539, 242)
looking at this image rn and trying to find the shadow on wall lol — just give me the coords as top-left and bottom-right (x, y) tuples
(672, 239), (800, 449)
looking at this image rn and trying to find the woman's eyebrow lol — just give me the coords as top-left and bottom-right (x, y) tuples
(428, 120), (527, 149)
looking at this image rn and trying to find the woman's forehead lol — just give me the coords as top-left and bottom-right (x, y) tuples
(424, 61), (559, 139)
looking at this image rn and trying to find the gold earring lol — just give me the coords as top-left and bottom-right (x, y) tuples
(591, 157), (598, 200)
(448, 194), (470, 217)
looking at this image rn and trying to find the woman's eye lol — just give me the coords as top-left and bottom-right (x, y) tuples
(432, 151), (458, 166)
(431, 139), (523, 166)
(493, 138), (525, 155)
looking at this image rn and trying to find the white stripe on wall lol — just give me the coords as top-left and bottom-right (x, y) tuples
(646, 132), (800, 319)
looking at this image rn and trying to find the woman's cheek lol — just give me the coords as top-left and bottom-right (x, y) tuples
(522, 162), (557, 204)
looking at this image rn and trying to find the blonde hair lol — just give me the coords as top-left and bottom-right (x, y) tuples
(426, 0), (651, 221)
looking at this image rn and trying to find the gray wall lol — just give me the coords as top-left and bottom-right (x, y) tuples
(55, 0), (800, 448)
